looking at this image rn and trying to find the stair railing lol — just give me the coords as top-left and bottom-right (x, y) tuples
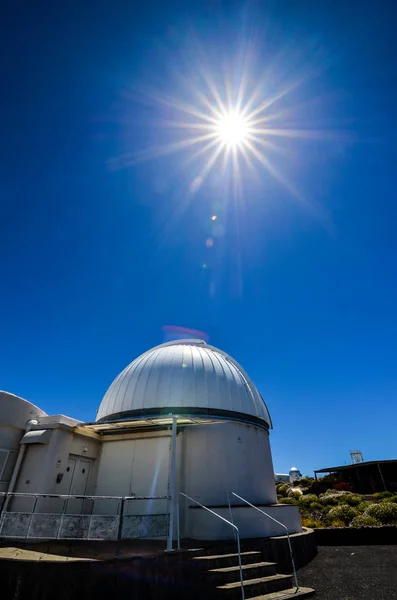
(177, 492), (245, 600)
(228, 491), (298, 592)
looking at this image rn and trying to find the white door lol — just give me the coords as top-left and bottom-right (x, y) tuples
(67, 457), (92, 514)
(59, 457), (77, 494)
(129, 438), (170, 516)
(96, 437), (170, 516)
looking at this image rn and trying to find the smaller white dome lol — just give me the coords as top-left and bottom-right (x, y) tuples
(0, 391), (46, 430)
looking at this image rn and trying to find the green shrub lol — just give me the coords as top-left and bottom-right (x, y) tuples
(298, 494), (319, 507)
(301, 517), (323, 529)
(328, 504), (358, 525)
(310, 502), (325, 512)
(276, 483), (290, 496)
(322, 488), (338, 495)
(278, 497), (297, 505)
(329, 519), (345, 528)
(365, 503), (397, 524)
(322, 488), (349, 496)
(320, 494), (345, 506)
(300, 477), (314, 488)
(351, 514), (382, 527)
(288, 489), (303, 500)
(373, 491), (393, 499)
(380, 495), (397, 504)
(356, 501), (371, 513)
(344, 494), (363, 507)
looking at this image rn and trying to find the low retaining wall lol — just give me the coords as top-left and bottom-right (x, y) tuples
(0, 529), (317, 600)
(251, 527), (317, 572)
(188, 504), (301, 539)
(314, 526), (397, 545)
(0, 551), (219, 600)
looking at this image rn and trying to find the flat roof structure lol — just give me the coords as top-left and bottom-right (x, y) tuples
(315, 459), (397, 475)
(314, 459), (397, 493)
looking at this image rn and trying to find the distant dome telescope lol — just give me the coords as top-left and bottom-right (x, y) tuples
(289, 467), (302, 483)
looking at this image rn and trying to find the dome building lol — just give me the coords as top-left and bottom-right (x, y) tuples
(0, 392), (47, 493)
(289, 467), (302, 484)
(0, 340), (301, 543)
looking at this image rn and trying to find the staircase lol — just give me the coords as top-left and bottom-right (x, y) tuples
(191, 548), (315, 599)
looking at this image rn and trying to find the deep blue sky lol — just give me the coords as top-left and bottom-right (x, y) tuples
(1, 1), (397, 475)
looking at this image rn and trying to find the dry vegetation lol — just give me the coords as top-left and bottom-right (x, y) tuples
(277, 478), (397, 528)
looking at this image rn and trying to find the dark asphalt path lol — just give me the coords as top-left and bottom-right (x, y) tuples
(298, 546), (397, 600)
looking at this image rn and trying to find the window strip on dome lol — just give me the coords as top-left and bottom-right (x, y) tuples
(215, 351), (234, 414)
(191, 345), (205, 407)
(137, 348), (162, 411)
(199, 348), (212, 409)
(115, 352), (149, 415)
(169, 346), (185, 407)
(103, 368), (125, 418)
(208, 350), (222, 411)
(144, 349), (163, 409)
(124, 351), (155, 413)
(113, 358), (141, 416)
(220, 356), (240, 414)
(163, 346), (177, 409)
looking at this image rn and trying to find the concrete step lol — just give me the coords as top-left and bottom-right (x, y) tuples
(192, 550), (263, 569)
(207, 562), (278, 584)
(249, 587), (315, 600)
(217, 573), (293, 599)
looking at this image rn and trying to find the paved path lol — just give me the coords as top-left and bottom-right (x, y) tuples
(0, 539), (168, 561)
(298, 545), (397, 600)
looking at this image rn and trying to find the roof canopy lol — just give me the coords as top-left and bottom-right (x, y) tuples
(315, 459), (397, 473)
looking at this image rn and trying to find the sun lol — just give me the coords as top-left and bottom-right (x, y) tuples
(216, 111), (250, 147)
(115, 45), (338, 203)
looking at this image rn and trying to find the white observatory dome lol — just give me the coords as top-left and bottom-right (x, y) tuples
(0, 391), (46, 429)
(96, 340), (272, 428)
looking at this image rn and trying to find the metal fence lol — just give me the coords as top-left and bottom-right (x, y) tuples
(0, 493), (171, 541)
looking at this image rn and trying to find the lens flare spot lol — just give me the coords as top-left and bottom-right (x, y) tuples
(205, 237), (214, 247)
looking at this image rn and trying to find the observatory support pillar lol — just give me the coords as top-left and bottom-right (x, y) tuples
(167, 416), (177, 551)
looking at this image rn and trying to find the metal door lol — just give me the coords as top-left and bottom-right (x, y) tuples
(127, 437), (170, 516)
(61, 458), (77, 494)
(67, 457), (91, 514)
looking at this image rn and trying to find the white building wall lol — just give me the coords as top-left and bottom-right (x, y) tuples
(0, 428), (20, 493)
(180, 422), (277, 507)
(95, 434), (171, 517)
(178, 422), (278, 540)
(11, 427), (101, 513)
(188, 505), (302, 539)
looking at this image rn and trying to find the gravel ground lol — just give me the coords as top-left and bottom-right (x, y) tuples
(298, 546), (397, 600)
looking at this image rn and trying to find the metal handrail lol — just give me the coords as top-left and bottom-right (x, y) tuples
(177, 492), (245, 600)
(228, 492), (298, 591)
(0, 492), (124, 500)
(0, 493), (169, 500)
(0, 493), (172, 545)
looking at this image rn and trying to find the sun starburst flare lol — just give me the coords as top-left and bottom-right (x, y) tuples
(216, 111), (250, 147)
(112, 42), (348, 220)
